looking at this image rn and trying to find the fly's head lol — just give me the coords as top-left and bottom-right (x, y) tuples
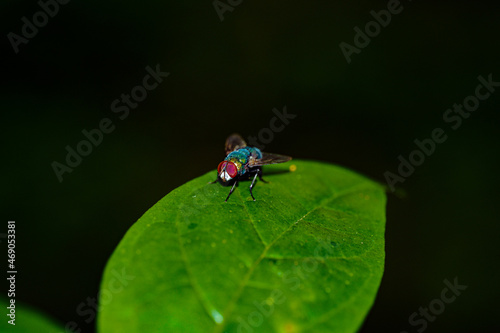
(217, 160), (240, 183)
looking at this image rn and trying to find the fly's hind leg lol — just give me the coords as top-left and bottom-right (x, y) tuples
(258, 167), (268, 183)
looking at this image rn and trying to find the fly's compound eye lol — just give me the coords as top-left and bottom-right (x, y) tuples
(217, 161), (227, 174)
(225, 162), (238, 178)
(218, 161), (238, 180)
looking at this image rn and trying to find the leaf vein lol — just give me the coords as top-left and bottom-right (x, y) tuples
(214, 186), (369, 332)
(237, 189), (266, 247)
(174, 211), (217, 324)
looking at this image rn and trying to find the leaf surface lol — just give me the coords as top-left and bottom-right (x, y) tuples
(98, 160), (386, 333)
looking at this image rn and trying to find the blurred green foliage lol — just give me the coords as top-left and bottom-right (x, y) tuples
(0, 297), (62, 332)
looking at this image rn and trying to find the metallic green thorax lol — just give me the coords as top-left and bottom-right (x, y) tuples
(225, 147), (262, 176)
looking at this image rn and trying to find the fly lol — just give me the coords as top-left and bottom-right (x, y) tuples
(212, 133), (292, 202)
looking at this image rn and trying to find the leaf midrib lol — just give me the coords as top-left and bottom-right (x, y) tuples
(212, 183), (374, 332)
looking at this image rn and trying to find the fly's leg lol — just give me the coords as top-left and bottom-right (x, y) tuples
(249, 172), (259, 201)
(258, 168), (268, 183)
(225, 180), (238, 202)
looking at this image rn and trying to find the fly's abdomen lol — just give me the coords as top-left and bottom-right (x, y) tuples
(247, 147), (262, 159)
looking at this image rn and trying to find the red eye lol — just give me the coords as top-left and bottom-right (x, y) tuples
(218, 161), (238, 178)
(225, 162), (238, 178)
(217, 161), (227, 173)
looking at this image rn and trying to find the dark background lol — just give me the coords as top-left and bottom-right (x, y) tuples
(2, 0), (499, 332)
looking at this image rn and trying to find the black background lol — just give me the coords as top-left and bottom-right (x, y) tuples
(1, 0), (499, 332)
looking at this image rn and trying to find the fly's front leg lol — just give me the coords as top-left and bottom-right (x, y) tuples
(249, 172), (259, 201)
(225, 180), (238, 202)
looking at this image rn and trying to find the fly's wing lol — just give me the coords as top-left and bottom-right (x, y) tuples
(249, 152), (292, 167)
(225, 133), (247, 155)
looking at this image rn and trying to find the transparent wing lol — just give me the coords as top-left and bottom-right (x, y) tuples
(225, 134), (247, 155)
(249, 152), (292, 167)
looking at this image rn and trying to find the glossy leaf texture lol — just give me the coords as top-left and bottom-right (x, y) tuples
(98, 160), (386, 333)
(0, 298), (62, 332)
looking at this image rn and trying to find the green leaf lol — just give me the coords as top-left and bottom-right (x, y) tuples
(98, 160), (386, 333)
(0, 298), (62, 332)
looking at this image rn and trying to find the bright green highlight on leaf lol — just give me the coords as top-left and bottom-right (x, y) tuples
(98, 160), (386, 333)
